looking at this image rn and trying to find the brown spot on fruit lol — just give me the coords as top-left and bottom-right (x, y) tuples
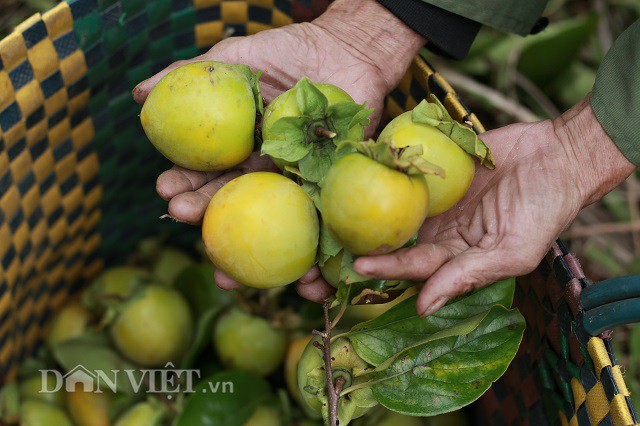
(368, 244), (393, 256)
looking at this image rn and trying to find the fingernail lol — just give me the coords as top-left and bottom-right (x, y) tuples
(133, 81), (144, 93)
(354, 259), (374, 277)
(420, 296), (448, 318)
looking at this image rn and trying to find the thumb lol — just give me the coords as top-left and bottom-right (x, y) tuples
(416, 246), (537, 317)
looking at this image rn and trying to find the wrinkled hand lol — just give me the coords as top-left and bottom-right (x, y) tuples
(132, 0), (424, 294)
(344, 98), (634, 316)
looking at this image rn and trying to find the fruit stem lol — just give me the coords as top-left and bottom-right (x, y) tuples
(334, 376), (346, 395)
(330, 299), (348, 329)
(315, 126), (337, 139)
(313, 301), (340, 426)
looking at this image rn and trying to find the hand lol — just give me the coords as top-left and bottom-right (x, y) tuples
(132, 0), (425, 292)
(347, 97), (635, 316)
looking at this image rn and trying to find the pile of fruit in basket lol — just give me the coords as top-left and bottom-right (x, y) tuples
(1, 62), (524, 426)
(0, 240), (475, 425)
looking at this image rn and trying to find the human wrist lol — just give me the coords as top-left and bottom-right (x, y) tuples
(553, 96), (635, 207)
(312, 0), (426, 93)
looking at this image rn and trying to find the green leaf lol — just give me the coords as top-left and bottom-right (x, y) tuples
(327, 101), (371, 142)
(346, 278), (516, 365)
(180, 306), (224, 369)
(516, 14), (598, 88)
(301, 180), (322, 210)
(175, 370), (271, 426)
(411, 96), (495, 169)
(295, 77), (329, 118)
(261, 117), (312, 162)
(365, 305), (525, 416)
(298, 142), (336, 184)
(341, 139), (445, 177)
(18, 357), (49, 378)
(299, 140), (354, 185)
(51, 333), (144, 395)
(0, 382), (19, 423)
(174, 265), (233, 318)
(550, 62), (597, 109)
(318, 222), (343, 266)
(174, 265), (233, 369)
(232, 64), (264, 115)
(339, 250), (370, 286)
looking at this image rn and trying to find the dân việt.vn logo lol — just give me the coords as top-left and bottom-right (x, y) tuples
(39, 363), (234, 398)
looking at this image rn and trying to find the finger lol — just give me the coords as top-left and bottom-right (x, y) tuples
(416, 245), (540, 317)
(296, 267), (336, 303)
(353, 243), (458, 281)
(299, 266), (322, 284)
(214, 269), (242, 291)
(167, 171), (242, 224)
(157, 166), (222, 201)
(233, 152), (281, 174)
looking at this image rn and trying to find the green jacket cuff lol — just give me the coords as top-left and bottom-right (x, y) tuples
(591, 19), (640, 167)
(417, 0), (548, 35)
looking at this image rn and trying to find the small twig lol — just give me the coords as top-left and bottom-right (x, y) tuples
(436, 64), (541, 123)
(315, 127), (337, 139)
(334, 376), (346, 396)
(159, 214), (185, 223)
(331, 300), (348, 329)
(564, 220), (640, 238)
(515, 72), (562, 118)
(574, 208), (634, 264)
(258, 291), (269, 318)
(312, 301), (340, 426)
(594, 0), (614, 52)
(505, 38), (524, 104)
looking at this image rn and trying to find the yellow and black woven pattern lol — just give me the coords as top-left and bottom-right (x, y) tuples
(0, 0), (312, 382)
(0, 1), (636, 425)
(0, 4), (102, 382)
(477, 242), (638, 425)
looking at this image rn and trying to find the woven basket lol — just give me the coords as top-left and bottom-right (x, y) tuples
(0, 1), (637, 424)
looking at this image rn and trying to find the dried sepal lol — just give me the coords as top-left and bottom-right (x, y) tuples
(412, 95), (495, 169)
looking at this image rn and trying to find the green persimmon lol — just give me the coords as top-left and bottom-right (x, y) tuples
(114, 402), (166, 426)
(150, 248), (195, 285)
(263, 81), (364, 170)
(297, 337), (376, 425)
(110, 285), (194, 367)
(379, 112), (474, 217)
(20, 375), (65, 406)
(141, 61), (261, 171)
(82, 267), (151, 313)
(320, 153), (429, 255)
(285, 335), (314, 412)
(244, 404), (281, 426)
(213, 308), (287, 376)
(47, 301), (91, 349)
(66, 389), (111, 426)
(344, 286), (419, 322)
(318, 250), (342, 288)
(373, 410), (424, 426)
(203, 172), (319, 288)
(20, 401), (73, 426)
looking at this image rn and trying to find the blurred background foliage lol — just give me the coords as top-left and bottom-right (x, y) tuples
(1, 0), (640, 414)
